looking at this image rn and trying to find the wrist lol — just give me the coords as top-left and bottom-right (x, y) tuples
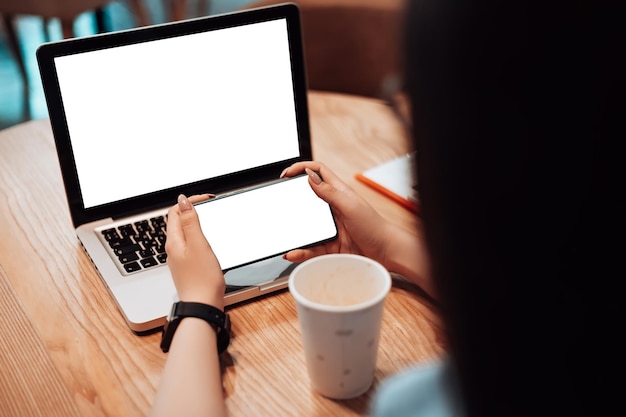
(176, 287), (225, 310)
(177, 294), (224, 310)
(381, 223), (435, 298)
(160, 301), (231, 354)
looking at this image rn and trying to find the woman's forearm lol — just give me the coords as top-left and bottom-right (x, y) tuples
(150, 317), (227, 417)
(383, 223), (436, 299)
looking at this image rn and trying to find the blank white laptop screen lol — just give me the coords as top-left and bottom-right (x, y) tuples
(53, 18), (299, 209)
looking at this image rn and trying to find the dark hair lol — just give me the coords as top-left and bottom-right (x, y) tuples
(404, 1), (624, 416)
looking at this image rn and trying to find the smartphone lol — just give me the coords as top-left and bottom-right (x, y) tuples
(194, 174), (338, 271)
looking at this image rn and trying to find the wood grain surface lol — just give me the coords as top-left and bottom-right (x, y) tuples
(0, 91), (444, 417)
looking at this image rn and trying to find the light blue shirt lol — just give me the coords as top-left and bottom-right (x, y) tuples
(370, 358), (465, 417)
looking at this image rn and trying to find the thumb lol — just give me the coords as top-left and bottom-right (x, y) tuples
(177, 194), (208, 245)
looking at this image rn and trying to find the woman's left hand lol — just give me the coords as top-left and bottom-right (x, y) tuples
(165, 194), (225, 310)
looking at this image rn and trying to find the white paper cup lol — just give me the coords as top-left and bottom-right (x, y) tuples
(289, 254), (392, 399)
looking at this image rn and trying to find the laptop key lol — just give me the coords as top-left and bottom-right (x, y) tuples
(108, 237), (133, 248)
(140, 257), (158, 268)
(113, 244), (141, 256)
(156, 253), (167, 263)
(135, 220), (151, 232)
(102, 228), (120, 241)
(118, 224), (136, 236)
(151, 216), (166, 227)
(118, 252), (139, 263)
(123, 262), (141, 273)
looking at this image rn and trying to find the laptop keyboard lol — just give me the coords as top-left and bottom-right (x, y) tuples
(101, 215), (168, 274)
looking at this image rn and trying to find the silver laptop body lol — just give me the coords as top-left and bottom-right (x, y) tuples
(37, 4), (310, 333)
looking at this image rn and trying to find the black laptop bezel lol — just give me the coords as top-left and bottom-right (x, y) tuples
(36, 3), (310, 228)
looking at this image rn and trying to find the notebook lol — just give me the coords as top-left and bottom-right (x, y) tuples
(36, 3), (311, 333)
(355, 152), (420, 214)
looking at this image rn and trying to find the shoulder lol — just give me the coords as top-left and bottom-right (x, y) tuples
(370, 357), (464, 417)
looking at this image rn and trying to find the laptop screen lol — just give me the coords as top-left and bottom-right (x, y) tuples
(53, 18), (300, 209)
(37, 4), (310, 227)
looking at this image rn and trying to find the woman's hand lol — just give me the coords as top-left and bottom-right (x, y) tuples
(165, 194), (225, 310)
(281, 161), (434, 298)
(280, 161), (394, 267)
(152, 194), (227, 417)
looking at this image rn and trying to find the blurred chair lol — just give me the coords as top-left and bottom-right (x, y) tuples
(0, 0), (149, 119)
(169, 0), (212, 21)
(240, 0), (405, 99)
(0, 0), (149, 39)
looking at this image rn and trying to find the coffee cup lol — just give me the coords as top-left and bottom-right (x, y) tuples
(289, 254), (391, 399)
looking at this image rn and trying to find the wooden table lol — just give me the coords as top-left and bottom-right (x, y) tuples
(0, 91), (444, 417)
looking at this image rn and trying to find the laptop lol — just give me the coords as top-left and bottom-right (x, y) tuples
(36, 3), (310, 333)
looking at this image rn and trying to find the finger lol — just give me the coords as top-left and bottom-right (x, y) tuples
(280, 161), (323, 178)
(283, 246), (328, 263)
(281, 162), (348, 196)
(188, 193), (215, 204)
(165, 203), (184, 253)
(176, 194), (210, 246)
(283, 249), (311, 263)
(165, 194), (214, 254)
(303, 166), (348, 209)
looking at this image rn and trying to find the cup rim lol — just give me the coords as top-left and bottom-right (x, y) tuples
(288, 254), (391, 312)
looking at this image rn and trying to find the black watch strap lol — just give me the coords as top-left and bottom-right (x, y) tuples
(160, 301), (231, 354)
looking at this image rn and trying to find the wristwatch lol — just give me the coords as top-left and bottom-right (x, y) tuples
(160, 301), (231, 354)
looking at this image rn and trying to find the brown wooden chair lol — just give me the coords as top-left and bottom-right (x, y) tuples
(240, 0), (406, 99)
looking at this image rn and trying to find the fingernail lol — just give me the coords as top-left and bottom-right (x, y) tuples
(279, 168), (288, 178)
(207, 193), (216, 198)
(305, 168), (322, 185)
(178, 194), (192, 211)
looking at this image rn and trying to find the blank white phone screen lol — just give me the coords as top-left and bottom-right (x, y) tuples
(194, 175), (337, 271)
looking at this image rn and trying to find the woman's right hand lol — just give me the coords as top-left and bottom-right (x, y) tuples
(280, 161), (394, 267)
